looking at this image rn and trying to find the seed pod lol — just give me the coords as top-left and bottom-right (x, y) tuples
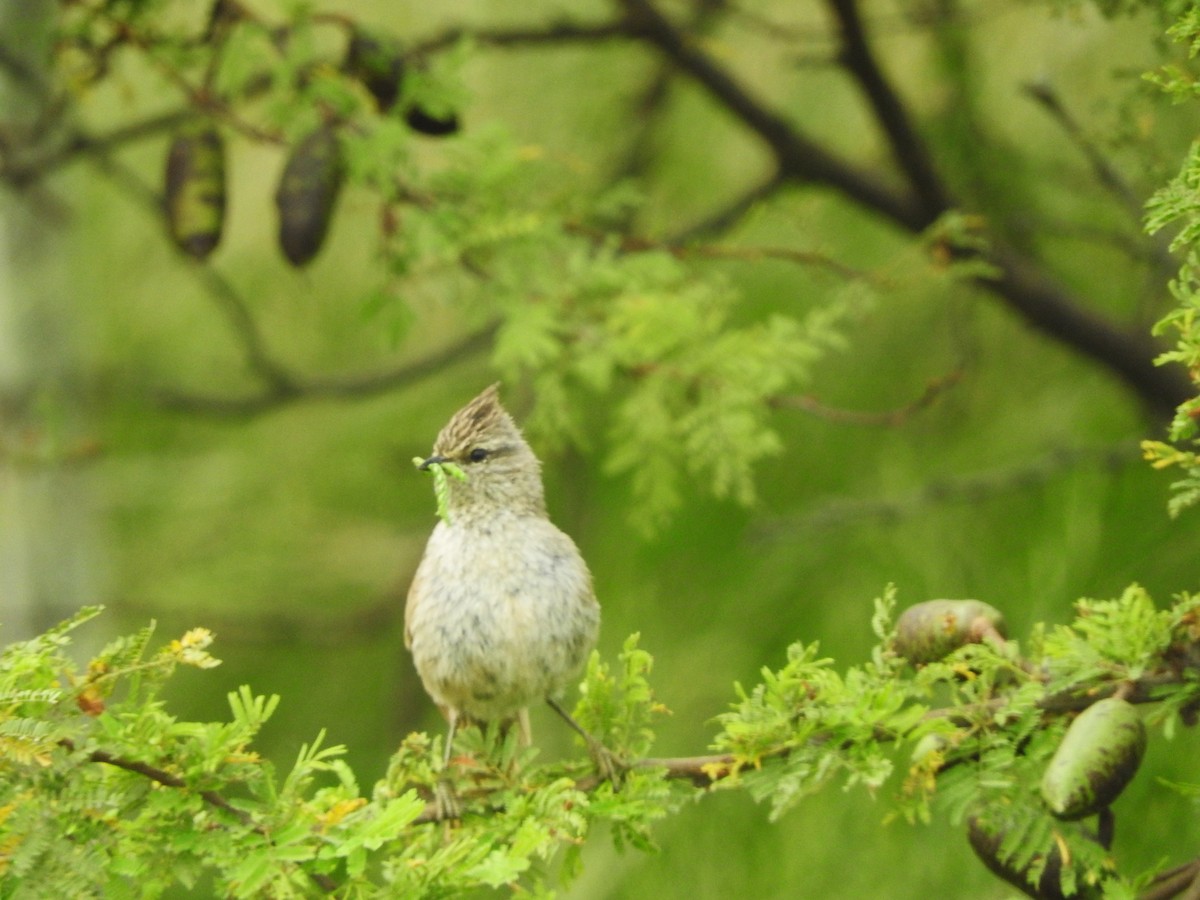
(893, 599), (1006, 665)
(345, 30), (405, 112)
(1040, 697), (1146, 820)
(966, 814), (1072, 899)
(275, 124), (344, 267)
(164, 123), (226, 260)
(405, 105), (459, 137)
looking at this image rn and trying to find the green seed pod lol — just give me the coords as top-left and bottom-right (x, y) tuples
(966, 814), (1072, 899)
(275, 124), (344, 267)
(893, 599), (1006, 665)
(164, 123), (226, 260)
(345, 30), (405, 112)
(1040, 697), (1146, 820)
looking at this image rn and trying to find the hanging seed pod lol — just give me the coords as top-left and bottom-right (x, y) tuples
(893, 599), (1006, 665)
(1040, 697), (1146, 820)
(164, 122), (226, 260)
(345, 30), (406, 112)
(966, 814), (1072, 899)
(275, 124), (344, 267)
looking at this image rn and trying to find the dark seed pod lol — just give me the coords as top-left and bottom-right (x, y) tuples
(966, 814), (1071, 899)
(345, 30), (405, 112)
(275, 124), (344, 267)
(164, 123), (226, 260)
(893, 599), (1006, 665)
(405, 105), (459, 137)
(1040, 697), (1146, 820)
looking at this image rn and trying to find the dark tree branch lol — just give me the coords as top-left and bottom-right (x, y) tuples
(410, 19), (645, 58)
(615, 0), (1193, 417)
(825, 0), (952, 216)
(616, 0), (928, 230)
(983, 245), (1186, 418)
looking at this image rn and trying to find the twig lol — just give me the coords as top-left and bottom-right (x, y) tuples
(769, 368), (963, 425)
(569, 222), (873, 281)
(156, 324), (499, 416)
(410, 19), (645, 58)
(2, 109), (196, 188)
(60, 738), (255, 827)
(666, 170), (788, 243)
(1022, 82), (1143, 218)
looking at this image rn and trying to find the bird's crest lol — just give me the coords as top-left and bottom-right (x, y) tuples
(434, 383), (516, 454)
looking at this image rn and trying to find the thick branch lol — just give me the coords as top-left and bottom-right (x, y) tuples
(825, 0), (952, 215)
(984, 245), (1188, 418)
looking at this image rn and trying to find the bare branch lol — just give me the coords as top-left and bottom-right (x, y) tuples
(156, 324), (498, 416)
(770, 369), (963, 425)
(616, 0), (927, 230)
(666, 170), (788, 243)
(410, 19), (644, 58)
(825, 0), (951, 216)
(1022, 81), (1143, 217)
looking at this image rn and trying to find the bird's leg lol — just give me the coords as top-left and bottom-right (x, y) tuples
(516, 707), (532, 747)
(546, 696), (624, 783)
(434, 709), (461, 821)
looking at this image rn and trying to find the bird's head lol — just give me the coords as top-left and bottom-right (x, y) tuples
(419, 383), (545, 517)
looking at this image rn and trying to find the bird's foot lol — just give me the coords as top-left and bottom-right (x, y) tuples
(585, 737), (626, 786)
(432, 778), (461, 822)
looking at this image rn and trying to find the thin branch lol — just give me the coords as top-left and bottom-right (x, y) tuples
(752, 440), (1141, 538)
(770, 368), (963, 426)
(2, 109), (196, 188)
(63, 739), (340, 892)
(409, 19), (645, 58)
(825, 0), (952, 216)
(156, 324), (499, 416)
(666, 169), (789, 243)
(1022, 82), (1143, 217)
(569, 222), (873, 281)
(191, 266), (297, 394)
(60, 738), (255, 827)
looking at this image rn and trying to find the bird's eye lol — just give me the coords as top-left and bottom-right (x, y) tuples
(467, 447), (489, 463)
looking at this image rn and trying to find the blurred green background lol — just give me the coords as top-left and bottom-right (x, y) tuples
(3, 0), (1199, 896)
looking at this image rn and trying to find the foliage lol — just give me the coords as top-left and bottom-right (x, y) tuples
(39, 0), (890, 533)
(1143, 8), (1200, 517)
(6, 0), (1200, 896)
(4, 584), (1200, 896)
(0, 612), (678, 897)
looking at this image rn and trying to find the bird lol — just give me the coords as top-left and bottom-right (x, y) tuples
(404, 383), (615, 808)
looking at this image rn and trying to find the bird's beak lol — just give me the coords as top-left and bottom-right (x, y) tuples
(418, 454), (448, 471)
